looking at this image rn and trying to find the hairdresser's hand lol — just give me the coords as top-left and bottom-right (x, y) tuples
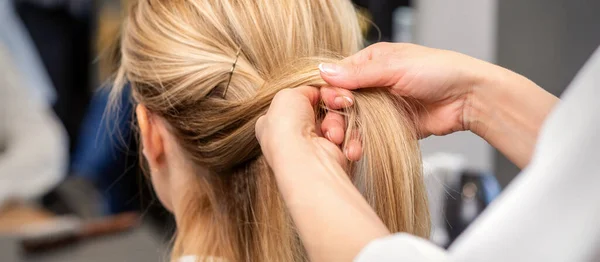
(255, 86), (346, 171)
(319, 42), (559, 167)
(320, 42), (483, 140)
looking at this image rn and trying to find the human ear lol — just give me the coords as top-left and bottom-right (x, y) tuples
(136, 104), (165, 170)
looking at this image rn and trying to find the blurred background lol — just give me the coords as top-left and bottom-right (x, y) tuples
(0, 0), (598, 261)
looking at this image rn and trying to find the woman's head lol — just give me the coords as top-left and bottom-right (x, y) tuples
(114, 0), (429, 260)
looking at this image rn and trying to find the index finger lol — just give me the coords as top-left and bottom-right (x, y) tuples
(318, 44), (402, 90)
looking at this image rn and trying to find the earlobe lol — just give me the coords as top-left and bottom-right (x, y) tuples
(136, 104), (164, 169)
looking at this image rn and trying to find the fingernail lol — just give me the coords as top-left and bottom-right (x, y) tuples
(343, 96), (353, 105)
(325, 131), (332, 141)
(344, 147), (350, 160)
(334, 96), (354, 107)
(318, 63), (340, 76)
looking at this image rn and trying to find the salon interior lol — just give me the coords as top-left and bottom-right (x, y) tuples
(0, 0), (599, 261)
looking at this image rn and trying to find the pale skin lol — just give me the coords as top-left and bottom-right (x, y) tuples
(256, 42), (559, 261)
(135, 104), (210, 218)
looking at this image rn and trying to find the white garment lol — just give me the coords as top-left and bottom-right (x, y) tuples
(356, 46), (600, 262)
(0, 42), (68, 206)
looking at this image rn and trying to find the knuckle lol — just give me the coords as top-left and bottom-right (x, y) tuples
(370, 42), (393, 54)
(371, 42), (389, 50)
(333, 116), (345, 126)
(255, 116), (265, 130)
(273, 88), (293, 101)
(280, 88), (295, 96)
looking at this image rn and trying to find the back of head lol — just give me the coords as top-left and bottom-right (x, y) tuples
(114, 0), (429, 260)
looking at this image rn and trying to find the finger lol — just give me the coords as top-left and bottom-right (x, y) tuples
(319, 59), (400, 90)
(343, 129), (363, 161)
(319, 45), (401, 90)
(344, 139), (362, 161)
(320, 86), (354, 110)
(321, 111), (345, 145)
(293, 85), (320, 106)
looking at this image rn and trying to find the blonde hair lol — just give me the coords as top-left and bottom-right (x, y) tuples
(113, 0), (429, 261)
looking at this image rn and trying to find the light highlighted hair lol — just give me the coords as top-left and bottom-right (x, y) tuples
(114, 0), (429, 260)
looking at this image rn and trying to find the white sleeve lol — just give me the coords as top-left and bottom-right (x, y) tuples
(446, 46), (600, 262)
(355, 233), (447, 262)
(356, 46), (600, 262)
(0, 45), (68, 205)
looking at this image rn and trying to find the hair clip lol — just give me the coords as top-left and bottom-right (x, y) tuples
(223, 47), (242, 98)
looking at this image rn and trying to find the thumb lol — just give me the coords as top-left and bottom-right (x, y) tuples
(318, 59), (401, 90)
(293, 85), (321, 106)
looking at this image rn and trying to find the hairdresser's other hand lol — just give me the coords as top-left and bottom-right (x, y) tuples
(256, 86), (390, 262)
(256, 86), (346, 171)
(320, 42), (483, 138)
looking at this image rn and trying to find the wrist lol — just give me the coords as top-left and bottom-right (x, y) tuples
(462, 60), (532, 137)
(461, 62), (495, 139)
(449, 53), (499, 136)
(462, 62), (559, 167)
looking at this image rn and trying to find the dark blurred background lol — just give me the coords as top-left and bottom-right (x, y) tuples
(0, 0), (598, 261)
